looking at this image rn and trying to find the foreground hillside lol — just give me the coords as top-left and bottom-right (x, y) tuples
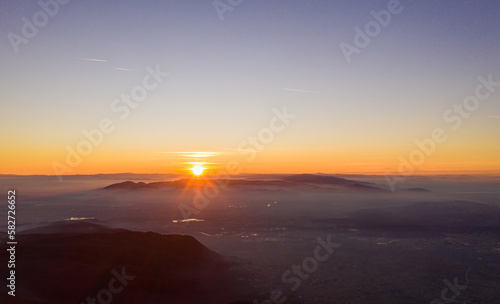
(0, 222), (255, 304)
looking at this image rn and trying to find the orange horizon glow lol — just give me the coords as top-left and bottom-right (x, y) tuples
(1, 148), (499, 176)
(2, 164), (499, 177)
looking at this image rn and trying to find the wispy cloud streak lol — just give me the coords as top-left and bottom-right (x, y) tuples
(81, 58), (107, 62)
(282, 88), (320, 94)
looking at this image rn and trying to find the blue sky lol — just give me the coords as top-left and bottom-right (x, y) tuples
(1, 0), (499, 174)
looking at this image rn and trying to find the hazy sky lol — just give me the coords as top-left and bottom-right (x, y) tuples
(1, 0), (499, 175)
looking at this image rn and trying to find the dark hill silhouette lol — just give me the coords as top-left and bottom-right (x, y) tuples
(0, 225), (255, 304)
(102, 174), (390, 192)
(20, 219), (115, 234)
(282, 173), (353, 185)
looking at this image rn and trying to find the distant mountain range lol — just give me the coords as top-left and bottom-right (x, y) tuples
(102, 174), (398, 193)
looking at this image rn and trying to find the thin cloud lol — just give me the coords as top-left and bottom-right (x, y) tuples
(487, 116), (500, 118)
(181, 161), (216, 165)
(159, 152), (220, 158)
(115, 67), (132, 71)
(216, 147), (256, 152)
(81, 58), (107, 62)
(282, 88), (320, 94)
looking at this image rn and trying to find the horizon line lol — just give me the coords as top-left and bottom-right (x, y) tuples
(1, 171), (499, 177)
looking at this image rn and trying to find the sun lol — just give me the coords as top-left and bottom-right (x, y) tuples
(190, 164), (205, 176)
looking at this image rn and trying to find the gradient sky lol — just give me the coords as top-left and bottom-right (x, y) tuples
(1, 0), (499, 175)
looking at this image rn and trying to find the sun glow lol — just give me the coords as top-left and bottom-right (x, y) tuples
(190, 164), (205, 176)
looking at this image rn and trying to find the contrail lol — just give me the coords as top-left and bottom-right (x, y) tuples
(282, 88), (320, 94)
(81, 58), (107, 62)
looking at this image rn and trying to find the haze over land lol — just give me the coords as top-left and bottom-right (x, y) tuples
(1, 174), (500, 303)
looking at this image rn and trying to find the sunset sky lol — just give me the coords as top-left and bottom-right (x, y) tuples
(1, 0), (499, 176)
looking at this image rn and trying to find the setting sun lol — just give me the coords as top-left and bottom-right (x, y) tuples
(190, 164), (205, 176)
